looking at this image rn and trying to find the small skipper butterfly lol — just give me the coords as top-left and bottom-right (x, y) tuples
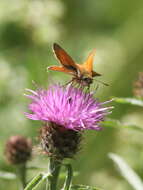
(48, 43), (102, 87)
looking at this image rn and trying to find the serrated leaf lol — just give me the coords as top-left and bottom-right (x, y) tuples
(114, 97), (143, 107)
(0, 171), (16, 180)
(102, 119), (143, 132)
(109, 153), (143, 190)
(71, 185), (101, 190)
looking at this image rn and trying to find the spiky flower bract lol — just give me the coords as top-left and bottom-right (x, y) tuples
(40, 123), (81, 160)
(25, 84), (112, 131)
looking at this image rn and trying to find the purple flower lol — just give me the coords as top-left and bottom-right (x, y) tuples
(25, 84), (113, 131)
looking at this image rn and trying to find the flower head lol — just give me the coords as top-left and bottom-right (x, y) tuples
(5, 135), (32, 165)
(25, 84), (112, 131)
(133, 72), (143, 97)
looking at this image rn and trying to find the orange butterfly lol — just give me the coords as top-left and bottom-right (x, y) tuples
(48, 43), (102, 87)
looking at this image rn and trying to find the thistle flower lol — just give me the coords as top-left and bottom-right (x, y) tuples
(25, 84), (112, 131)
(133, 72), (143, 98)
(5, 135), (32, 165)
(25, 84), (112, 159)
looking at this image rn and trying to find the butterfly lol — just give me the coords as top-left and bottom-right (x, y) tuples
(48, 43), (103, 87)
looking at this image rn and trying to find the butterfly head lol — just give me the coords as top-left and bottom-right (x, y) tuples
(73, 70), (93, 86)
(81, 77), (93, 86)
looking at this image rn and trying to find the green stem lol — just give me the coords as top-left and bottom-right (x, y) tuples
(62, 164), (73, 190)
(47, 158), (61, 190)
(17, 163), (27, 189)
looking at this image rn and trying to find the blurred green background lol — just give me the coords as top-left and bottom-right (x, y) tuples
(0, 0), (143, 189)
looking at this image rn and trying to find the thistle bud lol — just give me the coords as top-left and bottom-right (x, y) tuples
(40, 122), (81, 160)
(133, 72), (143, 97)
(5, 135), (32, 165)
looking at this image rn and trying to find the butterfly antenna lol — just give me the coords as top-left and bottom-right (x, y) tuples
(94, 79), (109, 86)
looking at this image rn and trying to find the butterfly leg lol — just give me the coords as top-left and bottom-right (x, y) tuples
(62, 79), (73, 87)
(94, 83), (99, 92)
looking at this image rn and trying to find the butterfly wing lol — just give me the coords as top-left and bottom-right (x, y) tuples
(83, 49), (101, 77)
(48, 66), (75, 75)
(83, 49), (96, 72)
(52, 43), (78, 74)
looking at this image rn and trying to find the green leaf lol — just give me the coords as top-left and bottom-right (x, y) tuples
(109, 153), (143, 190)
(0, 171), (16, 180)
(24, 173), (44, 190)
(102, 119), (143, 132)
(71, 185), (102, 190)
(24, 172), (51, 190)
(113, 97), (143, 107)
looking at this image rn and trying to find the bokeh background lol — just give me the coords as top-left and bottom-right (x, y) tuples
(0, 0), (143, 190)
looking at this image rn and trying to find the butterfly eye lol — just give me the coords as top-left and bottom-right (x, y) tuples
(83, 78), (93, 84)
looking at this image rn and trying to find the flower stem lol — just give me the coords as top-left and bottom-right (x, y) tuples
(16, 163), (27, 189)
(47, 158), (61, 190)
(62, 164), (73, 190)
